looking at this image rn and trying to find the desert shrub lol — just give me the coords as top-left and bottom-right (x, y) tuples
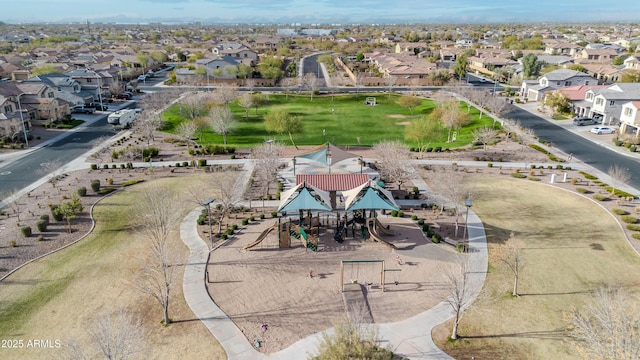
(511, 173), (527, 179)
(221, 234), (228, 240)
(390, 210), (398, 217)
(579, 171), (598, 180)
(411, 214), (418, 220)
(417, 219), (425, 225)
(50, 205), (64, 221)
(142, 147), (160, 158)
(40, 214), (49, 224)
(198, 159), (207, 167)
(487, 162), (493, 168)
(21, 226), (32, 237)
(528, 176), (541, 181)
(313, 320), (395, 360)
(77, 186), (87, 197)
(225, 228), (234, 236)
(249, 216), (255, 221)
(260, 213), (265, 219)
(571, 178), (578, 185)
(231, 224), (238, 231)
(107, 177), (114, 185)
(431, 233), (442, 243)
(103, 164), (109, 169)
(605, 187), (636, 199)
(122, 179), (145, 187)
(36, 220), (48, 232)
(90, 164), (98, 170)
(456, 244), (466, 253)
(9, 239), (16, 247)
(593, 194), (607, 201)
(626, 224), (640, 231)
(633, 233), (640, 240)
(97, 187), (117, 195)
(90, 179), (101, 192)
(612, 208), (629, 215)
(271, 211), (278, 218)
(37, 235), (44, 242)
(620, 215), (638, 224)
(242, 218), (249, 226)
(397, 211), (404, 218)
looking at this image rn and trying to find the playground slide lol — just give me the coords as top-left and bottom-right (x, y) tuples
(299, 227), (318, 252)
(367, 221), (397, 250)
(375, 219), (394, 236)
(243, 226), (275, 250)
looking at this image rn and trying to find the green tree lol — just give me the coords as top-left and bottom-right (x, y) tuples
(355, 52), (364, 62)
(522, 53), (542, 79)
(567, 64), (589, 73)
(453, 54), (469, 80)
(56, 197), (84, 234)
(543, 92), (571, 116)
(264, 109), (302, 148)
(621, 70), (640, 83)
(397, 95), (422, 115)
(136, 53), (150, 71)
(612, 55), (627, 66)
(31, 64), (59, 76)
(404, 118), (443, 157)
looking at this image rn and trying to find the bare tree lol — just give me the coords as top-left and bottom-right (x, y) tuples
(404, 118), (443, 158)
(471, 126), (500, 151)
(396, 95), (422, 115)
(372, 140), (414, 190)
(87, 135), (113, 169)
(486, 95), (511, 124)
(607, 165), (631, 198)
(252, 141), (285, 208)
(304, 73), (318, 101)
(88, 309), (146, 359)
(237, 92), (253, 120)
(208, 169), (244, 234)
(443, 258), (472, 340)
(214, 84), (239, 104)
(131, 185), (184, 325)
(208, 105), (236, 145)
(136, 114), (165, 146)
(432, 99), (469, 143)
(496, 232), (525, 297)
(175, 120), (198, 149)
(568, 286), (640, 360)
(427, 165), (468, 224)
(180, 92), (208, 122)
(386, 75), (397, 98)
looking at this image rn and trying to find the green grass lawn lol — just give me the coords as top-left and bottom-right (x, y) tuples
(162, 93), (497, 149)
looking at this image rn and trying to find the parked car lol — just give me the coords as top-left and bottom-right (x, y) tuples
(87, 103), (108, 111)
(573, 117), (596, 126)
(71, 105), (95, 114)
(590, 126), (616, 135)
(137, 75), (147, 82)
(113, 93), (132, 100)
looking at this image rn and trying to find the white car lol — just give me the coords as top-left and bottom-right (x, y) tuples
(590, 126), (616, 135)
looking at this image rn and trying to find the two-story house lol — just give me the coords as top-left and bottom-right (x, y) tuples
(0, 81), (65, 131)
(521, 69), (599, 101)
(212, 43), (258, 66)
(619, 101), (640, 137)
(586, 83), (640, 125)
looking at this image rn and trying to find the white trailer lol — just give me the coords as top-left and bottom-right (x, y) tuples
(107, 109), (137, 128)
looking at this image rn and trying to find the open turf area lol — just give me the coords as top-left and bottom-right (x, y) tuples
(162, 93), (495, 148)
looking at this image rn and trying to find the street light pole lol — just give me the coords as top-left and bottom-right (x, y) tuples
(203, 197), (216, 248)
(16, 93), (29, 148)
(462, 199), (472, 251)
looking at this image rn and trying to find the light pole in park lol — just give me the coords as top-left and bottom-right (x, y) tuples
(203, 197), (216, 248)
(16, 93), (29, 147)
(462, 198), (473, 250)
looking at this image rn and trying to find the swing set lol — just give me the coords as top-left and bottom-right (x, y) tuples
(339, 260), (401, 293)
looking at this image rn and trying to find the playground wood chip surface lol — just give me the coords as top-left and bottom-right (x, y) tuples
(206, 216), (460, 354)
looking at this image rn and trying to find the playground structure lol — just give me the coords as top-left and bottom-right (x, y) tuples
(243, 225), (275, 250)
(339, 259), (401, 293)
(366, 218), (397, 250)
(279, 221), (319, 252)
(365, 97), (377, 106)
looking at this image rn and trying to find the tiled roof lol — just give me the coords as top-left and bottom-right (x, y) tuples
(296, 174), (369, 191)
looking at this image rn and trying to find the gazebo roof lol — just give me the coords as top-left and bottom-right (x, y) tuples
(344, 181), (399, 211)
(296, 143), (360, 166)
(277, 181), (332, 213)
(296, 174), (369, 191)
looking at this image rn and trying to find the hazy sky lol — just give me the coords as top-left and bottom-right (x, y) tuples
(4, 0), (640, 24)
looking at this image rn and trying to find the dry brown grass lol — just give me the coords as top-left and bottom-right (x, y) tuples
(433, 175), (640, 360)
(0, 176), (225, 360)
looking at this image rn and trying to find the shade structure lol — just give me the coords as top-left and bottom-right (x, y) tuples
(298, 144), (329, 165)
(344, 181), (399, 211)
(328, 144), (360, 165)
(277, 182), (332, 213)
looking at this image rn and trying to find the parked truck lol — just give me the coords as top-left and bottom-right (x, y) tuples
(107, 109), (137, 128)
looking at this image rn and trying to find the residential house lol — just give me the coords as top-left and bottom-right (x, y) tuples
(395, 42), (426, 55)
(23, 73), (86, 107)
(521, 69), (598, 101)
(455, 38), (476, 48)
(574, 48), (618, 64)
(0, 81), (65, 129)
(581, 63), (624, 84)
(544, 41), (582, 56)
(66, 69), (108, 103)
(467, 56), (518, 76)
(558, 84), (607, 117)
(439, 48), (466, 62)
(619, 101), (640, 137)
(212, 43), (257, 66)
(196, 55), (240, 79)
(623, 55), (640, 71)
(365, 51), (438, 80)
(586, 83), (640, 125)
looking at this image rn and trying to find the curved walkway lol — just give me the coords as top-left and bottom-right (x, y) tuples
(180, 206), (487, 360)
